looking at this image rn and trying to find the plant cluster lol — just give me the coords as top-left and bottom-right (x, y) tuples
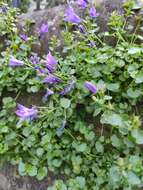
(0, 1), (143, 190)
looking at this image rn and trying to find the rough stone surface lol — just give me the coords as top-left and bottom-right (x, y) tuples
(18, 0), (124, 55)
(0, 164), (54, 190)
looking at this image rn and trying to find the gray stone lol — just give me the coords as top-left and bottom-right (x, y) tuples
(18, 0), (124, 55)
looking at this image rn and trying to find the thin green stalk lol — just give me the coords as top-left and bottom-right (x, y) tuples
(130, 19), (141, 44)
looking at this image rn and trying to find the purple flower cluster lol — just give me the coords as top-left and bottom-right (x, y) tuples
(16, 104), (38, 121)
(65, 1), (99, 25)
(13, 1), (99, 122)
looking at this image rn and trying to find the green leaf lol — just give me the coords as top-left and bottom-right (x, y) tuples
(106, 83), (120, 92)
(101, 112), (123, 127)
(131, 129), (143, 144)
(85, 131), (95, 141)
(37, 167), (48, 180)
(109, 166), (121, 187)
(29, 86), (39, 93)
(26, 165), (37, 177)
(128, 47), (141, 54)
(135, 70), (143, 83)
(127, 171), (140, 185)
(18, 161), (26, 176)
(36, 148), (44, 157)
(111, 135), (123, 148)
(60, 98), (71, 109)
(52, 159), (62, 167)
(95, 141), (104, 153)
(76, 176), (86, 188)
(127, 88), (142, 98)
(74, 143), (87, 152)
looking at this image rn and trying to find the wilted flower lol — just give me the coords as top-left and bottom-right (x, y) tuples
(78, 25), (86, 34)
(65, 7), (82, 24)
(77, 0), (88, 9)
(15, 104), (38, 120)
(9, 57), (24, 66)
(60, 80), (76, 95)
(46, 52), (58, 73)
(20, 34), (28, 41)
(84, 81), (97, 93)
(30, 54), (40, 65)
(39, 23), (48, 37)
(44, 74), (62, 84)
(89, 7), (99, 18)
(43, 88), (54, 101)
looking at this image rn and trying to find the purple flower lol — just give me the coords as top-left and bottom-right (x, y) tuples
(46, 52), (57, 66)
(20, 34), (28, 41)
(0, 6), (7, 13)
(43, 88), (54, 101)
(46, 52), (58, 73)
(30, 54), (40, 65)
(60, 80), (76, 95)
(43, 74), (62, 84)
(39, 23), (48, 37)
(9, 57), (24, 67)
(89, 7), (99, 18)
(77, 0), (88, 9)
(65, 7), (82, 24)
(15, 104), (38, 121)
(84, 81), (97, 94)
(37, 68), (47, 76)
(78, 25), (86, 34)
(88, 41), (96, 47)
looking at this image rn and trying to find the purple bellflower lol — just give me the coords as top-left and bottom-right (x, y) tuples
(60, 80), (76, 95)
(20, 34), (28, 41)
(39, 23), (48, 37)
(89, 7), (99, 18)
(0, 6), (7, 13)
(88, 41), (96, 47)
(78, 25), (86, 34)
(65, 7), (82, 24)
(16, 104), (38, 121)
(30, 54), (40, 65)
(84, 81), (97, 94)
(9, 57), (24, 66)
(44, 74), (62, 84)
(43, 88), (54, 101)
(77, 0), (88, 9)
(46, 52), (58, 73)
